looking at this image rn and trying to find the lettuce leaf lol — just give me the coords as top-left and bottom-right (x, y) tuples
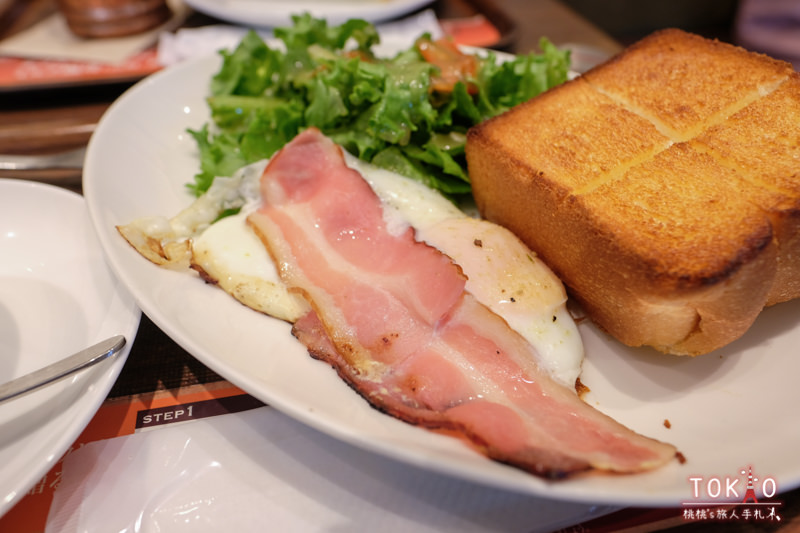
(189, 14), (570, 197)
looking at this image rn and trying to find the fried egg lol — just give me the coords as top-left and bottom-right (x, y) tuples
(119, 152), (585, 389)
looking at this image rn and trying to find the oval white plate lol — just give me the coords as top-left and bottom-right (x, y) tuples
(83, 52), (800, 507)
(0, 180), (140, 516)
(184, 0), (435, 27)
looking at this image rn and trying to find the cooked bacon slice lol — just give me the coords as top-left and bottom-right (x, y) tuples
(248, 128), (677, 478)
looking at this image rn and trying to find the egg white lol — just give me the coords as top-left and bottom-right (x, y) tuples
(182, 153), (585, 389)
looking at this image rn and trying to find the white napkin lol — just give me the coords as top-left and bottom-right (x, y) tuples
(45, 407), (613, 533)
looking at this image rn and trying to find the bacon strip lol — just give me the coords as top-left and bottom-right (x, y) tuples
(248, 128), (677, 478)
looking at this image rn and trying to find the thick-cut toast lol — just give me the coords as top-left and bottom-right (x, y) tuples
(466, 28), (799, 355)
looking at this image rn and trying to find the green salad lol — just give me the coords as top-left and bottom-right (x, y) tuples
(189, 14), (570, 197)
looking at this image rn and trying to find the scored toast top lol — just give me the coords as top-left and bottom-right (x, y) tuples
(582, 28), (794, 142)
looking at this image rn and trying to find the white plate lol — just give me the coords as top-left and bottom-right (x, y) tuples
(184, 0), (435, 27)
(84, 52), (800, 507)
(0, 180), (140, 517)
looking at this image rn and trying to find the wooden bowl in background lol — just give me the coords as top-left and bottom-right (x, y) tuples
(56, 0), (171, 38)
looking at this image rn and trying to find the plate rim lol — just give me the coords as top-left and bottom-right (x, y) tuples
(183, 0), (436, 26)
(0, 178), (141, 517)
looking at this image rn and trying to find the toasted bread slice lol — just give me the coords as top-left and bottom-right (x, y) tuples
(466, 29), (798, 355)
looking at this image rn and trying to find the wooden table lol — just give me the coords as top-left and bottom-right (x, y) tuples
(0, 1), (797, 531)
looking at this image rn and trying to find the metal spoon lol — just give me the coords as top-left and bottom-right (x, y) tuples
(0, 335), (126, 405)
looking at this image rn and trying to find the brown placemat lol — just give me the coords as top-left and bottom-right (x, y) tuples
(107, 314), (225, 399)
